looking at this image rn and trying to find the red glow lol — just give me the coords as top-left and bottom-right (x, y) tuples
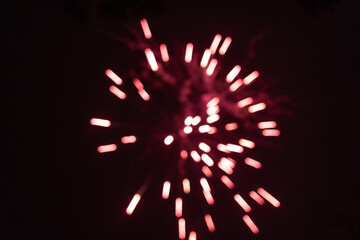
(219, 157), (236, 169)
(218, 161), (233, 175)
(257, 188), (280, 207)
(262, 129), (281, 136)
(243, 71), (259, 85)
(201, 154), (214, 167)
(229, 79), (243, 92)
(200, 49), (211, 68)
(97, 144), (117, 153)
(162, 181), (171, 199)
(249, 191), (265, 205)
(159, 44), (169, 62)
(243, 215), (259, 234)
(244, 158), (262, 169)
(109, 85), (126, 100)
(210, 34), (222, 54)
(185, 43), (193, 63)
(237, 97), (253, 108)
(183, 179), (191, 194)
(191, 116), (201, 126)
(248, 103), (266, 113)
(90, 118), (111, 127)
(189, 231), (196, 240)
(206, 59), (218, 76)
(225, 123), (238, 131)
(199, 125), (211, 133)
(175, 198), (183, 217)
(138, 89), (150, 101)
(239, 139), (255, 149)
(184, 126), (193, 134)
(207, 97), (220, 108)
(126, 193), (141, 215)
(121, 136), (137, 144)
(234, 194), (251, 212)
(200, 178), (211, 192)
(204, 214), (215, 232)
(225, 143), (244, 153)
(202, 166), (213, 177)
(258, 121), (277, 129)
(105, 69), (122, 85)
(217, 144), (229, 153)
(219, 37), (232, 55)
(164, 135), (174, 145)
(221, 175), (235, 189)
(140, 18), (152, 39)
(209, 127), (217, 134)
(206, 105), (220, 115)
(184, 116), (193, 125)
(190, 151), (201, 162)
(178, 218), (186, 240)
(226, 65), (241, 83)
(199, 142), (211, 153)
(203, 190), (215, 205)
(180, 150), (188, 159)
(144, 48), (159, 71)
(133, 78), (144, 89)
(206, 114), (220, 124)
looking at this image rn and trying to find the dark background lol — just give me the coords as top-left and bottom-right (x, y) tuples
(3, 0), (360, 239)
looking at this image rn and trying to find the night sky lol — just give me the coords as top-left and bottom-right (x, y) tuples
(3, 0), (360, 239)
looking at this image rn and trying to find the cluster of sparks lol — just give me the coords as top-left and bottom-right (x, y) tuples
(91, 18), (282, 239)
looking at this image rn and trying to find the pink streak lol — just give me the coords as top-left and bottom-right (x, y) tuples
(105, 69), (122, 85)
(185, 43), (193, 63)
(243, 71), (259, 85)
(219, 37), (232, 55)
(226, 65), (241, 83)
(248, 103), (266, 113)
(249, 191), (265, 205)
(262, 129), (281, 136)
(97, 144), (117, 153)
(258, 121), (277, 129)
(90, 118), (111, 127)
(121, 136), (137, 144)
(140, 18), (152, 39)
(162, 181), (171, 199)
(126, 193), (141, 215)
(257, 188), (280, 207)
(159, 44), (169, 62)
(244, 158), (262, 169)
(144, 48), (159, 71)
(239, 139), (255, 149)
(243, 215), (259, 234)
(206, 59), (218, 76)
(234, 194), (251, 212)
(204, 214), (215, 232)
(237, 97), (253, 108)
(210, 34), (222, 54)
(109, 85), (126, 100)
(200, 49), (211, 68)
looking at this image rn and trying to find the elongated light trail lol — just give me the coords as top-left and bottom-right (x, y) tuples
(221, 175), (234, 189)
(162, 181), (171, 199)
(126, 193), (141, 215)
(190, 151), (201, 162)
(204, 214), (215, 232)
(105, 69), (122, 85)
(189, 231), (196, 240)
(121, 136), (137, 144)
(225, 123), (238, 131)
(249, 191), (265, 205)
(185, 43), (193, 63)
(243, 215), (259, 234)
(239, 139), (255, 149)
(244, 158), (262, 169)
(237, 97), (253, 108)
(257, 188), (280, 207)
(202, 166), (213, 177)
(159, 44), (169, 62)
(203, 190), (214, 205)
(206, 59), (218, 76)
(175, 198), (183, 217)
(90, 118), (111, 127)
(219, 37), (232, 55)
(243, 71), (259, 85)
(199, 142), (211, 153)
(248, 103), (266, 113)
(97, 144), (117, 153)
(200, 49), (211, 68)
(226, 65), (241, 82)
(229, 79), (243, 92)
(234, 194), (251, 212)
(262, 129), (281, 136)
(258, 121), (277, 129)
(178, 218), (186, 240)
(210, 34), (222, 54)
(140, 18), (152, 39)
(201, 154), (214, 167)
(144, 48), (159, 71)
(183, 179), (191, 194)
(109, 85), (126, 100)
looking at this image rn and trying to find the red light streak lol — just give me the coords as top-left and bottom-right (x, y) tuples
(203, 190), (215, 205)
(160, 44), (169, 62)
(206, 105), (220, 115)
(140, 18), (152, 39)
(199, 125), (211, 133)
(221, 175), (234, 189)
(206, 114), (220, 124)
(226, 65), (241, 83)
(144, 48), (159, 71)
(189, 231), (196, 240)
(138, 89), (150, 101)
(200, 178), (211, 192)
(229, 79), (243, 92)
(105, 69), (122, 85)
(217, 144), (229, 153)
(178, 218), (186, 240)
(175, 198), (183, 217)
(164, 135), (174, 145)
(248, 103), (266, 113)
(219, 157), (236, 168)
(185, 43), (193, 63)
(191, 116), (201, 126)
(218, 161), (233, 175)
(225, 123), (238, 131)
(219, 37), (232, 55)
(109, 85), (126, 100)
(90, 118), (111, 127)
(207, 97), (220, 108)
(206, 59), (218, 76)
(199, 142), (211, 153)
(258, 121), (277, 129)
(225, 143), (244, 153)
(204, 214), (215, 232)
(190, 151), (201, 162)
(202, 166), (213, 177)
(243, 71), (259, 85)
(183, 126), (193, 134)
(133, 78), (144, 89)
(257, 188), (280, 207)
(210, 34), (222, 54)
(239, 139), (255, 149)
(201, 154), (214, 167)
(237, 97), (253, 108)
(97, 144), (117, 153)
(249, 191), (265, 205)
(126, 193), (141, 215)
(234, 194), (251, 212)
(121, 136), (137, 144)
(243, 215), (259, 234)
(162, 181), (171, 199)
(262, 129), (281, 136)
(244, 158), (262, 169)
(183, 179), (191, 194)
(200, 49), (211, 68)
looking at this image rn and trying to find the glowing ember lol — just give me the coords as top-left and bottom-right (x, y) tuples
(182, 179), (191, 194)
(190, 151), (201, 162)
(237, 97), (253, 108)
(239, 139), (255, 149)
(258, 121), (277, 129)
(189, 231), (197, 240)
(221, 175), (234, 189)
(225, 123), (238, 131)
(202, 166), (213, 177)
(199, 142), (211, 153)
(206, 59), (218, 76)
(201, 154), (214, 167)
(248, 103), (266, 113)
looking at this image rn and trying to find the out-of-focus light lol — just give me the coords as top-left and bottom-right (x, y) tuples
(226, 65), (241, 83)
(184, 116), (193, 125)
(175, 198), (183, 217)
(217, 143), (229, 153)
(105, 69), (122, 85)
(262, 129), (281, 136)
(244, 158), (262, 169)
(199, 125), (211, 133)
(221, 175), (234, 189)
(126, 193), (141, 215)
(249, 191), (265, 205)
(164, 135), (174, 145)
(218, 161), (233, 175)
(208, 127), (217, 134)
(258, 121), (277, 129)
(248, 103), (266, 113)
(243, 71), (259, 85)
(203, 190), (214, 205)
(210, 34), (222, 55)
(243, 215), (259, 234)
(200, 49), (211, 68)
(225, 143), (244, 153)
(109, 85), (126, 99)
(257, 188), (280, 207)
(234, 194), (251, 212)
(206, 59), (218, 76)
(207, 97), (220, 108)
(200, 178), (211, 192)
(201, 154), (214, 167)
(204, 214), (215, 232)
(178, 218), (186, 240)
(144, 48), (159, 71)
(190, 151), (201, 162)
(162, 181), (171, 199)
(180, 150), (188, 159)
(206, 105), (220, 115)
(219, 37), (232, 55)
(183, 179), (191, 194)
(160, 44), (169, 62)
(239, 139), (255, 149)
(199, 142), (211, 153)
(191, 116), (201, 126)
(237, 97), (253, 108)
(90, 118), (111, 127)
(133, 78), (144, 89)
(189, 231), (197, 240)
(121, 136), (137, 144)
(225, 123), (238, 131)
(97, 144), (117, 153)
(140, 18), (152, 39)
(138, 89), (150, 101)
(206, 114), (220, 124)
(202, 166), (213, 177)
(229, 79), (243, 92)
(219, 157), (235, 168)
(184, 126), (193, 134)
(185, 43), (193, 63)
